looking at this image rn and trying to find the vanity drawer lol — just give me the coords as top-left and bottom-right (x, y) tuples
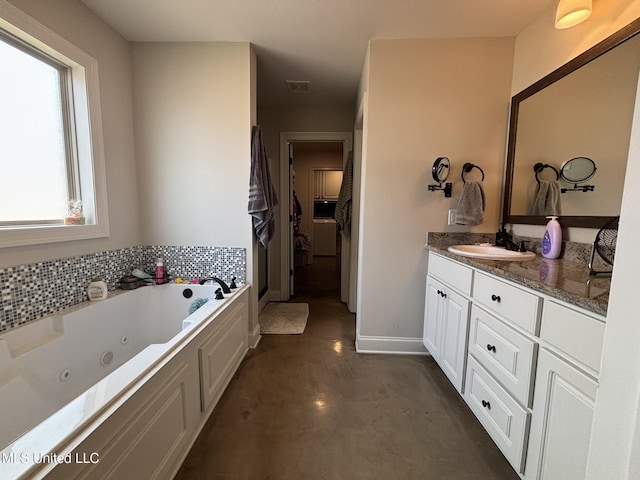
(428, 252), (473, 295)
(472, 272), (541, 334)
(469, 305), (537, 407)
(464, 355), (530, 473)
(540, 301), (605, 375)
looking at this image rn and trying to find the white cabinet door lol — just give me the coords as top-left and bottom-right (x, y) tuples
(423, 275), (470, 394)
(423, 276), (444, 359)
(323, 170), (343, 198)
(439, 288), (470, 393)
(525, 348), (598, 480)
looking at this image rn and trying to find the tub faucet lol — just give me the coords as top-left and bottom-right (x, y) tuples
(199, 276), (231, 293)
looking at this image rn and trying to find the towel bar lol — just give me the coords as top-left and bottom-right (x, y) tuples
(533, 163), (560, 183)
(461, 163), (484, 183)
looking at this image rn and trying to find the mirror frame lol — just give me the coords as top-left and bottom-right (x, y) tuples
(502, 17), (640, 228)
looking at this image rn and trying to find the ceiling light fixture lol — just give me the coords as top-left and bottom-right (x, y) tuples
(555, 0), (592, 29)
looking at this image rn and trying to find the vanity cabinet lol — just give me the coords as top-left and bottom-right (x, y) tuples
(425, 251), (606, 479)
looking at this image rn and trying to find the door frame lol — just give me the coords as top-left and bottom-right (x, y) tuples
(279, 131), (353, 301)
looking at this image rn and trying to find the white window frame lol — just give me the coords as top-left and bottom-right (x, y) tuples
(0, 0), (109, 248)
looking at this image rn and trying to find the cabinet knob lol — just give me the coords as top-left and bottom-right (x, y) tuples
(491, 294), (501, 303)
(482, 400), (491, 409)
(486, 344), (496, 353)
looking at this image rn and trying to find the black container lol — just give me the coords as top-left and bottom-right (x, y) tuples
(119, 275), (141, 290)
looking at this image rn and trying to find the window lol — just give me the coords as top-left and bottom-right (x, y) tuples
(0, 1), (109, 247)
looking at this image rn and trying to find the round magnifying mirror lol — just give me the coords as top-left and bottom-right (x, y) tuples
(560, 157), (596, 183)
(432, 157), (450, 183)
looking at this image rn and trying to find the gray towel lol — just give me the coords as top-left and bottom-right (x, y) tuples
(455, 181), (485, 226)
(529, 180), (562, 216)
(248, 126), (279, 247)
(334, 151), (353, 233)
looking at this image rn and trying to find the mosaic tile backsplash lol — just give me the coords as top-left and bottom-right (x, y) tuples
(0, 245), (246, 332)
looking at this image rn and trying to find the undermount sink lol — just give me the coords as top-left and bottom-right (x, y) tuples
(447, 244), (537, 261)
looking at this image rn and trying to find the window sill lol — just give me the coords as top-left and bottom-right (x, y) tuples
(0, 222), (110, 248)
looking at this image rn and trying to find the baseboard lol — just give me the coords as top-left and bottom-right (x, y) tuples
(268, 289), (285, 301)
(248, 323), (262, 349)
(258, 294), (269, 314)
(356, 335), (429, 355)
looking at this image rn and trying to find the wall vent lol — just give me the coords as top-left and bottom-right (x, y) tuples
(285, 80), (312, 93)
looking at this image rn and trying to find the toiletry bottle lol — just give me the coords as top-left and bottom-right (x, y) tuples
(542, 216), (562, 259)
(495, 224), (510, 245)
(156, 258), (165, 284)
(88, 277), (108, 301)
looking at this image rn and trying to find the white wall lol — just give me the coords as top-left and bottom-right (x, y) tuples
(131, 41), (258, 332)
(512, 3), (640, 479)
(1, 0), (140, 268)
(356, 38), (514, 353)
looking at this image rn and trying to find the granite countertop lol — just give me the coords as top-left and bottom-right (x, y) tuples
(426, 233), (610, 318)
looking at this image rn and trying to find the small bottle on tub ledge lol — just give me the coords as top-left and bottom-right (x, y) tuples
(87, 277), (108, 301)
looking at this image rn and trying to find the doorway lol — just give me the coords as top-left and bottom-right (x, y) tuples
(278, 132), (353, 303)
(290, 142), (343, 296)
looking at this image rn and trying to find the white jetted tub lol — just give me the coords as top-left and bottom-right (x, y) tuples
(0, 283), (249, 479)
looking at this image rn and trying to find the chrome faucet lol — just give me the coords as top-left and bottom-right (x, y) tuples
(199, 276), (231, 293)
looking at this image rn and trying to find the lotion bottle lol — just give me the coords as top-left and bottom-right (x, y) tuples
(87, 277), (108, 301)
(542, 216), (562, 259)
(155, 258), (165, 284)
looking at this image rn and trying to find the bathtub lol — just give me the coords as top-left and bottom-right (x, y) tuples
(0, 283), (249, 479)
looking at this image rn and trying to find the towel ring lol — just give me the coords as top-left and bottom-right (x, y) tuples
(533, 163), (560, 184)
(461, 163), (484, 183)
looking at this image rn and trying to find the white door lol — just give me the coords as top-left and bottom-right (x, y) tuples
(288, 142), (295, 296)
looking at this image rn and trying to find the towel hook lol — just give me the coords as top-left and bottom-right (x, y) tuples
(461, 163), (484, 184)
(533, 163), (560, 184)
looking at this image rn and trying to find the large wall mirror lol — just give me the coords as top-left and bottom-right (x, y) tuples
(502, 18), (640, 228)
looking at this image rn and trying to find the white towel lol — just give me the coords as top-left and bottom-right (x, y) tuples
(455, 181), (485, 226)
(529, 180), (562, 216)
(248, 126), (279, 247)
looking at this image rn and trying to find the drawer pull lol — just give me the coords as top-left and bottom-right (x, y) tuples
(437, 290), (447, 298)
(491, 294), (501, 303)
(482, 400), (491, 409)
(486, 344), (496, 353)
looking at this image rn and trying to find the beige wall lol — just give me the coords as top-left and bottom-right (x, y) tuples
(512, 3), (640, 479)
(357, 37), (514, 348)
(132, 42), (254, 248)
(1, 0), (140, 268)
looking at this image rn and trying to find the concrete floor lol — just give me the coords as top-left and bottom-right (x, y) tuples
(175, 256), (519, 480)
